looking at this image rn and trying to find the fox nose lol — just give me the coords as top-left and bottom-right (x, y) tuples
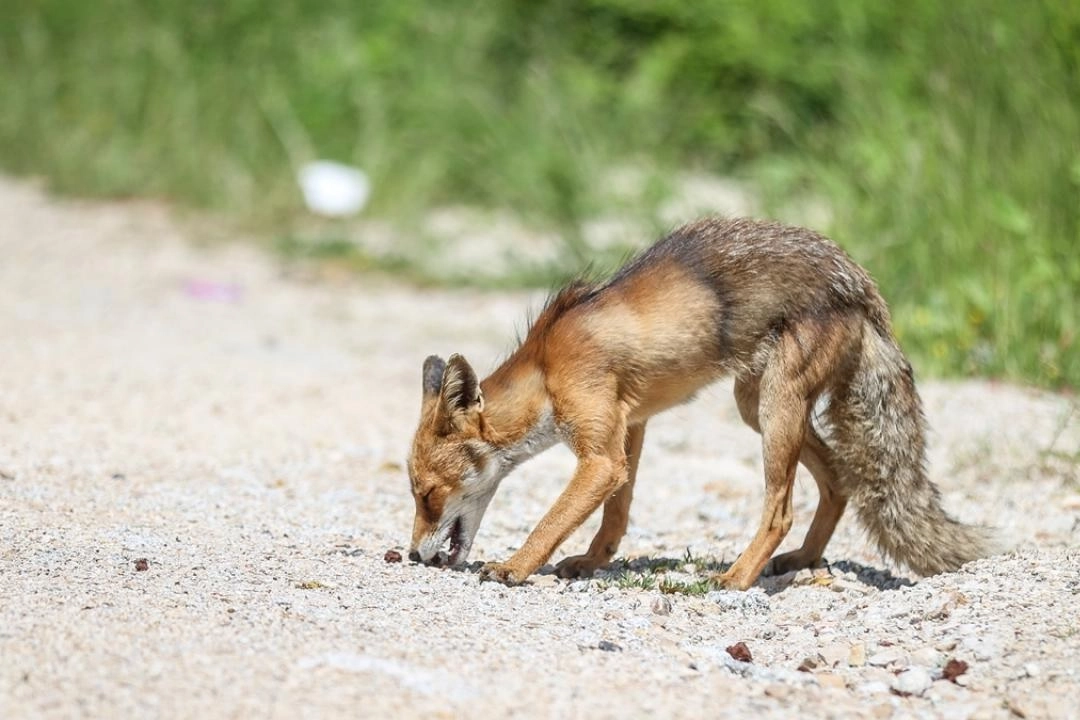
(408, 550), (421, 563)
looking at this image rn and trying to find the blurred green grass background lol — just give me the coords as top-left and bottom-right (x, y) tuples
(1, 0), (1078, 387)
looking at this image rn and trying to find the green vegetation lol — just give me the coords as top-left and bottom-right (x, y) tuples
(1, 1), (1077, 386)
(592, 549), (720, 596)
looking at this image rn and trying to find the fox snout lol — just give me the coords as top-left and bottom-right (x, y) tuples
(410, 512), (470, 567)
(407, 548), (444, 567)
(409, 482), (502, 568)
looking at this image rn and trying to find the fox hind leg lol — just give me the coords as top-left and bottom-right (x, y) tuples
(713, 371), (806, 589)
(764, 428), (848, 576)
(734, 377), (848, 575)
(714, 317), (860, 590)
(555, 423), (646, 579)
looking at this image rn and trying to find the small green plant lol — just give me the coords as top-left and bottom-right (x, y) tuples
(658, 577), (713, 597)
(614, 570), (657, 592)
(600, 549), (727, 595)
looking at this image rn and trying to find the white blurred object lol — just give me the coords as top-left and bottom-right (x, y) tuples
(298, 161), (371, 217)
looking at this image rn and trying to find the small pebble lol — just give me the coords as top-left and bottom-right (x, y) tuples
(651, 595), (672, 616)
(597, 640), (622, 652)
(910, 646), (943, 667)
(725, 642), (753, 663)
(892, 668), (933, 697)
(868, 648), (907, 668)
(134, 558), (149, 572)
(816, 672), (846, 689)
(848, 642), (867, 667)
(946, 660), (972, 682)
(797, 653), (826, 672)
(383, 549), (403, 563)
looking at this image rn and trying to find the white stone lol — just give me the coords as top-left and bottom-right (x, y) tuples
(892, 668), (933, 697)
(651, 595), (672, 616)
(910, 646), (943, 667)
(868, 648), (907, 667)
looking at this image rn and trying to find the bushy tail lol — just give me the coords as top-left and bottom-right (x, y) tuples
(827, 323), (994, 576)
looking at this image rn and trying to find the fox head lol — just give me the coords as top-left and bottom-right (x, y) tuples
(407, 354), (502, 566)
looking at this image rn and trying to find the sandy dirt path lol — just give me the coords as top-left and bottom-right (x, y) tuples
(1, 177), (1078, 719)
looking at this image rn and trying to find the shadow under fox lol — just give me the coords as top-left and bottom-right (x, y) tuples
(406, 217), (992, 590)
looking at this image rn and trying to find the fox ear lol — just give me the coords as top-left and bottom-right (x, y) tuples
(440, 353), (484, 422)
(422, 355), (446, 398)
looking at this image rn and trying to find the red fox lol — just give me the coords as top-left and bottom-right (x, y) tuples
(406, 217), (992, 589)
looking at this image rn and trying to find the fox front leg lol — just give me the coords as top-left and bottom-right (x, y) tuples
(554, 423), (646, 578)
(480, 449), (628, 585)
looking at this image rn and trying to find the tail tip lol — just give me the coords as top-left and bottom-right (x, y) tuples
(914, 522), (1000, 576)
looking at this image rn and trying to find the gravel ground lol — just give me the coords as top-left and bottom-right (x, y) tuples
(1, 177), (1078, 719)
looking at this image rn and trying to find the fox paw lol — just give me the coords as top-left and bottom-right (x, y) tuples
(478, 562), (527, 586)
(554, 554), (604, 579)
(763, 552), (824, 577)
(706, 570), (754, 592)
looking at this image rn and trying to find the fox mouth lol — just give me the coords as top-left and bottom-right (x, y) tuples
(420, 516), (468, 568)
(414, 488), (498, 567)
(446, 517), (466, 565)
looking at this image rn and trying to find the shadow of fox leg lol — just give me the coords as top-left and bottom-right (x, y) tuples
(556, 423), (646, 578)
(764, 428), (848, 575)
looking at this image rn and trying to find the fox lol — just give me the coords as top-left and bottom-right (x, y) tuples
(406, 217), (993, 590)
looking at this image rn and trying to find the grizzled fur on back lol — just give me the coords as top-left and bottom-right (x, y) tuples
(524, 218), (892, 376)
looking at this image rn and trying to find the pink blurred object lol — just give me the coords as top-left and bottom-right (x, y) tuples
(183, 279), (243, 303)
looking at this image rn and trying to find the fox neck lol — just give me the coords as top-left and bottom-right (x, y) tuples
(479, 360), (560, 472)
